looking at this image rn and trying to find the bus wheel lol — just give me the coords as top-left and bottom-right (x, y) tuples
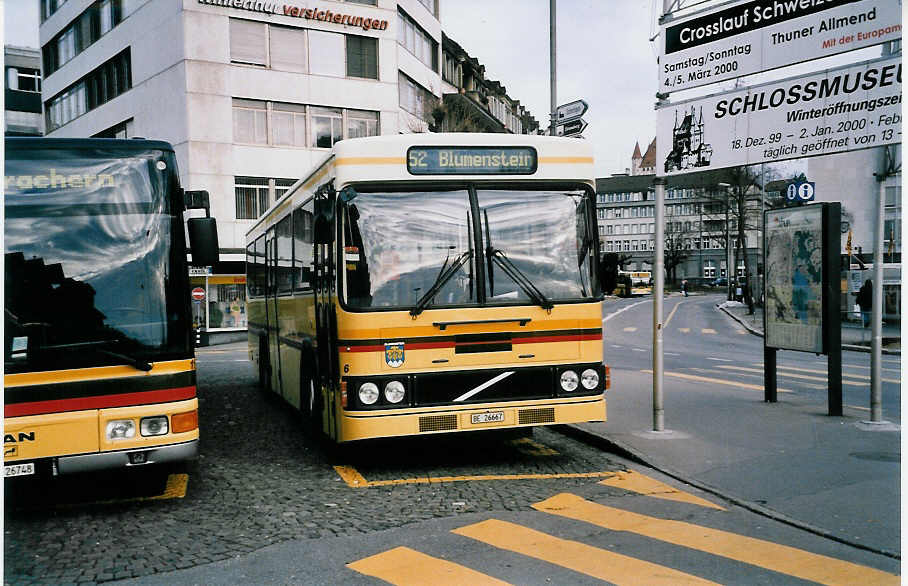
(258, 337), (271, 394)
(300, 350), (321, 435)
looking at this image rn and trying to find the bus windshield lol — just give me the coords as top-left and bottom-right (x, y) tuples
(342, 186), (597, 310)
(4, 147), (179, 373)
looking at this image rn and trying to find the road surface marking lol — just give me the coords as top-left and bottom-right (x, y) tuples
(679, 327), (691, 333)
(737, 329), (748, 335)
(642, 370), (792, 393)
(49, 474), (189, 509)
(348, 546), (511, 585)
(665, 352), (681, 356)
(333, 465), (616, 488)
(632, 348), (646, 352)
(706, 357), (732, 362)
(611, 344), (624, 349)
(603, 299), (649, 322)
(533, 494), (899, 586)
(717, 365), (867, 386)
(623, 327), (638, 332)
(510, 437), (559, 457)
(701, 328), (717, 334)
(664, 299), (686, 328)
(599, 470), (724, 510)
(692, 367), (829, 389)
(453, 519), (718, 585)
(774, 365), (900, 384)
(757, 362), (900, 374)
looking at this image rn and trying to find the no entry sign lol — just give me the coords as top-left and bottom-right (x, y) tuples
(191, 287), (206, 301)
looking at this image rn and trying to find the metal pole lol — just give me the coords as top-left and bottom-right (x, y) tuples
(653, 178), (666, 431)
(549, 0), (556, 136)
(870, 167), (885, 422)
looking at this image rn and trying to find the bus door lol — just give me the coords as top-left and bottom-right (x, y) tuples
(313, 241), (338, 437)
(265, 228), (283, 397)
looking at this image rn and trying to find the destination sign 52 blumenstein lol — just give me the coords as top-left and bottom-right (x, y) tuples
(407, 147), (538, 175)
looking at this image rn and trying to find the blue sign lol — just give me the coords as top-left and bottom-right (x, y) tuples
(407, 147), (537, 175)
(787, 181), (815, 202)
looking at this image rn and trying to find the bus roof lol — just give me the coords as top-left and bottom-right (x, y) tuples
(5, 137), (176, 153)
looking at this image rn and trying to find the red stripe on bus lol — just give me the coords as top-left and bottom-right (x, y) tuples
(338, 333), (601, 353)
(4, 386), (197, 417)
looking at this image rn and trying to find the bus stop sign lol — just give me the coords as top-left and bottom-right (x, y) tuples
(191, 287), (205, 302)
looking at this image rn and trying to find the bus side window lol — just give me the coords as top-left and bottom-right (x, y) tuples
(275, 215), (293, 295)
(293, 204), (314, 291)
(253, 235), (266, 296)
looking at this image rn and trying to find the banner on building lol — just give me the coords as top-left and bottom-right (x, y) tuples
(657, 56), (901, 176)
(659, 0), (902, 93)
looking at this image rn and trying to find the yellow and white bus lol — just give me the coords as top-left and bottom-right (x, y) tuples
(616, 270), (653, 296)
(4, 138), (218, 479)
(246, 134), (608, 443)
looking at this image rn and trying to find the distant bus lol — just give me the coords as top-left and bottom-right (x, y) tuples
(246, 133), (608, 443)
(4, 138), (218, 479)
(616, 271), (652, 297)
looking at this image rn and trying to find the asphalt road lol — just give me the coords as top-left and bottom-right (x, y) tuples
(3, 303), (900, 584)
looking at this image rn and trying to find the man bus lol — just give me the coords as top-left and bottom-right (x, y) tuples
(4, 138), (218, 479)
(247, 133), (608, 443)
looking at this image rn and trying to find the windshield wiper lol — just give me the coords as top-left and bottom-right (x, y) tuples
(488, 248), (553, 311)
(43, 339), (153, 372)
(410, 250), (473, 317)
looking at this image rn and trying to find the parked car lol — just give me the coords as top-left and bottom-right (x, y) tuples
(709, 277), (728, 288)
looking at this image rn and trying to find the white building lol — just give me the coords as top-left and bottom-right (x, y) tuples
(39, 0), (444, 339)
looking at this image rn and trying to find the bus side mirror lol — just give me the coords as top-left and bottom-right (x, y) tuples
(188, 217), (219, 266)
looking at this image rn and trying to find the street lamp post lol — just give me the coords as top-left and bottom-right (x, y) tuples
(717, 182), (732, 299)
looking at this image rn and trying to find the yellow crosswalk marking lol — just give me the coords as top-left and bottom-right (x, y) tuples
(642, 369), (792, 393)
(453, 519), (719, 585)
(533, 494), (899, 586)
(717, 365), (866, 386)
(701, 328), (717, 334)
(333, 465), (616, 488)
(347, 546), (510, 585)
(599, 470), (724, 510)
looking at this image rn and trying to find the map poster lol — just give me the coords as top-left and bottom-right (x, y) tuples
(764, 205), (824, 352)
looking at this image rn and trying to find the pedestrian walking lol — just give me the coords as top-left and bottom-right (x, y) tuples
(680, 279), (688, 297)
(857, 279), (872, 328)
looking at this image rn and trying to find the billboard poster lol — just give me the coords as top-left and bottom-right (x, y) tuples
(659, 0), (902, 93)
(657, 56), (901, 176)
(764, 205), (824, 352)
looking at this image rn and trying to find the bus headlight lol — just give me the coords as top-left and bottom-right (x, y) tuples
(581, 369), (599, 390)
(384, 381), (406, 404)
(106, 419), (136, 440)
(358, 382), (379, 405)
(560, 370), (579, 392)
(140, 416), (169, 437)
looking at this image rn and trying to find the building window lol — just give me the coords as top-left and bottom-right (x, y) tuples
(398, 9), (438, 71)
(269, 25), (307, 73)
(46, 49), (131, 132)
(415, 0), (437, 15)
(41, 0), (68, 22)
(233, 99), (379, 147)
(93, 118), (131, 138)
(309, 30), (346, 76)
(398, 72), (436, 120)
(230, 19), (268, 66)
(235, 176), (296, 220)
(311, 106), (343, 148)
(6, 68), (41, 92)
(346, 35), (378, 79)
(42, 0), (139, 76)
(442, 53), (461, 86)
(233, 99), (268, 144)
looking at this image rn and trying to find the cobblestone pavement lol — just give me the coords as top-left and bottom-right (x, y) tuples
(4, 346), (625, 584)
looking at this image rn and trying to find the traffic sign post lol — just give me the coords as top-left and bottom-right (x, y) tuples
(554, 99), (588, 123)
(191, 287), (206, 302)
(555, 118), (588, 138)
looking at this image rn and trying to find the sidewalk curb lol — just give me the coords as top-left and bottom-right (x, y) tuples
(556, 424), (900, 560)
(716, 305), (901, 356)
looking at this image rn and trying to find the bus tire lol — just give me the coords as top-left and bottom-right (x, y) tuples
(300, 348), (322, 434)
(258, 337), (271, 394)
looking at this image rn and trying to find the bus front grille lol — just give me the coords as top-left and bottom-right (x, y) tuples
(518, 407), (555, 425)
(419, 414), (458, 433)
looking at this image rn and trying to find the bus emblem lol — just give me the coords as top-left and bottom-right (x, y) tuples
(385, 342), (405, 368)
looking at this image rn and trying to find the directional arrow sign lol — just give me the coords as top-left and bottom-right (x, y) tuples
(555, 99), (588, 123)
(556, 118), (587, 137)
